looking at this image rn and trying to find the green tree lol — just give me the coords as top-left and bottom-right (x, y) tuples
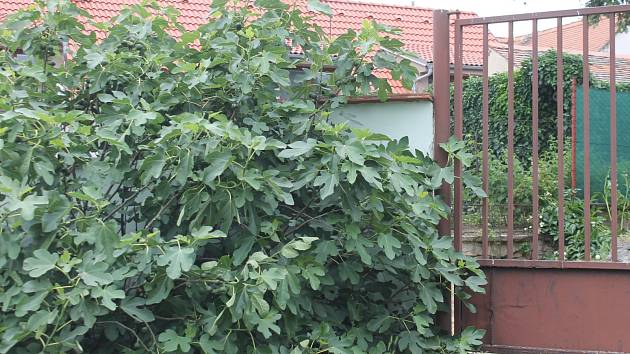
(0, 0), (486, 353)
(586, 0), (630, 31)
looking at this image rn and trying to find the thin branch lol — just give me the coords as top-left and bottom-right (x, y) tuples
(284, 208), (341, 237)
(96, 321), (152, 353)
(280, 198), (314, 235)
(98, 142), (109, 161)
(106, 152), (141, 202)
(142, 321), (158, 352)
(390, 282), (413, 300)
(103, 185), (150, 221)
(145, 191), (182, 229)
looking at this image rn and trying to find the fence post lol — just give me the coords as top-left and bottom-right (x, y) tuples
(432, 9), (454, 335)
(571, 78), (577, 190)
(433, 9), (451, 238)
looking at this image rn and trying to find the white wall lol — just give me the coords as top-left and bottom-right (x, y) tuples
(488, 48), (508, 75)
(615, 31), (630, 56)
(331, 99), (434, 157)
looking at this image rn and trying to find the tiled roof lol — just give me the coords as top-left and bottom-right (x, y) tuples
(293, 0), (487, 66)
(507, 17), (612, 53)
(0, 0), (489, 93)
(492, 44), (630, 83)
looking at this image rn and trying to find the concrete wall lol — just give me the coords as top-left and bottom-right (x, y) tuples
(331, 99), (434, 157)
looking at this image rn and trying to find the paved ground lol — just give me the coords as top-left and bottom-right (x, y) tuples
(617, 238), (630, 263)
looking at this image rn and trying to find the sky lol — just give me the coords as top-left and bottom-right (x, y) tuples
(357, 0), (589, 36)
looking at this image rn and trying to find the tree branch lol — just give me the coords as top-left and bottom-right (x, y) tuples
(103, 185), (150, 221)
(96, 321), (152, 353)
(145, 191), (182, 229)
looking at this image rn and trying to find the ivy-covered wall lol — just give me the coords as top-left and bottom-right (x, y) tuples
(461, 50), (630, 163)
(459, 51), (583, 162)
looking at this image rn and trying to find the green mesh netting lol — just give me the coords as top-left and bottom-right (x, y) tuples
(576, 87), (630, 195)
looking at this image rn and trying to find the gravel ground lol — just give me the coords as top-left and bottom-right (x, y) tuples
(617, 238), (630, 262)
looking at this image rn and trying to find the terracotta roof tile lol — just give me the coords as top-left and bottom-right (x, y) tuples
(492, 44), (630, 83)
(508, 17), (612, 53)
(0, 0), (489, 93)
(0, 0), (486, 65)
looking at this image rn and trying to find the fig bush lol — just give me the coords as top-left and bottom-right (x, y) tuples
(0, 1), (486, 353)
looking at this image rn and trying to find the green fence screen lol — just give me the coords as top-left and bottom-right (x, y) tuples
(576, 87), (630, 195)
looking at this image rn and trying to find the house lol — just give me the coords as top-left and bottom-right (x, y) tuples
(0, 0), (490, 93)
(0, 0), (493, 155)
(491, 17), (630, 83)
(492, 44), (630, 83)
(512, 16), (630, 56)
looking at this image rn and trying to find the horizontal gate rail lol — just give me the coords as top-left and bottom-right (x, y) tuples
(456, 5), (630, 25)
(478, 259), (630, 270)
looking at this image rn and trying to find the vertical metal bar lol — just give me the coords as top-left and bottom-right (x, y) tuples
(482, 24), (490, 259)
(583, 15), (591, 261)
(571, 79), (578, 190)
(432, 10), (454, 334)
(507, 21), (515, 259)
(557, 17), (565, 261)
(610, 13), (618, 261)
(432, 10), (452, 241)
(454, 23), (464, 254)
(453, 17), (464, 336)
(531, 19), (540, 260)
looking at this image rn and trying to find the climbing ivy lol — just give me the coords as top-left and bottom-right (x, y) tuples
(0, 1), (486, 353)
(460, 50), (630, 163)
(459, 51), (583, 162)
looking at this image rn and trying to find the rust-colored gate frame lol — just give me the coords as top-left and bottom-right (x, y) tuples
(432, 5), (630, 353)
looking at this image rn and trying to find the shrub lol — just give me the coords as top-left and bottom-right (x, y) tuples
(539, 190), (610, 260)
(463, 141), (570, 229)
(0, 1), (486, 353)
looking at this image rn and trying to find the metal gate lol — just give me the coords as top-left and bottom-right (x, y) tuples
(432, 5), (630, 353)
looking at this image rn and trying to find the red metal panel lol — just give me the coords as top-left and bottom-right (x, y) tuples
(610, 13), (618, 261)
(583, 16), (591, 261)
(531, 19), (540, 260)
(507, 22), (515, 259)
(462, 266), (630, 352)
(483, 344), (626, 354)
(557, 18), (565, 261)
(454, 23), (464, 252)
(464, 267), (630, 352)
(482, 24), (490, 259)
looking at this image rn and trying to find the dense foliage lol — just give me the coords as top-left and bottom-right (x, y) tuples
(459, 51), (583, 163)
(0, 1), (487, 353)
(539, 190), (611, 260)
(463, 143), (568, 227)
(461, 51), (630, 164)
